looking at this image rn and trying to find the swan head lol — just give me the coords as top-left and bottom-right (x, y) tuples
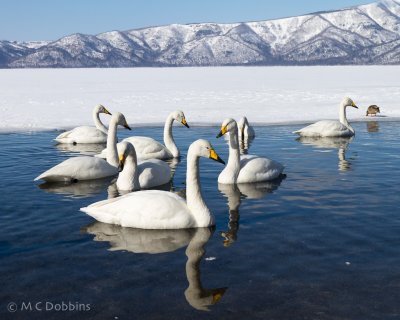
(95, 104), (112, 115)
(342, 97), (358, 109)
(216, 118), (237, 138)
(172, 110), (190, 128)
(117, 141), (136, 171)
(111, 112), (131, 130)
(189, 139), (225, 164)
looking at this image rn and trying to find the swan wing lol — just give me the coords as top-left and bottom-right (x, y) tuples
(34, 157), (117, 182)
(138, 159), (171, 189)
(123, 136), (172, 160)
(55, 126), (107, 144)
(294, 120), (351, 137)
(81, 190), (195, 229)
(237, 155), (284, 183)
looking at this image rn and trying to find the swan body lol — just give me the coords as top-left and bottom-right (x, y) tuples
(237, 116), (255, 139)
(116, 141), (171, 191)
(293, 97), (358, 137)
(35, 112), (131, 182)
(54, 104), (112, 144)
(217, 118), (284, 184)
(81, 139), (225, 229)
(97, 110), (189, 160)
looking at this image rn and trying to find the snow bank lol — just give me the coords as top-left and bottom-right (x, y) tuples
(0, 66), (399, 132)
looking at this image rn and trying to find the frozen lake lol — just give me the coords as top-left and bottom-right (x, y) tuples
(0, 66), (400, 132)
(1, 121), (400, 319)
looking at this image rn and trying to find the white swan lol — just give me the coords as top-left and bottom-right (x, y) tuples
(116, 141), (171, 191)
(217, 118), (284, 184)
(80, 139), (225, 229)
(237, 116), (255, 139)
(98, 110), (189, 160)
(34, 112), (131, 182)
(54, 104), (112, 144)
(293, 97), (359, 137)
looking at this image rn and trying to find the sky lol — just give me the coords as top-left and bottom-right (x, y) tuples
(1, 0), (374, 41)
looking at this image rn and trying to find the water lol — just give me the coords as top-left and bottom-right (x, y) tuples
(1, 121), (400, 319)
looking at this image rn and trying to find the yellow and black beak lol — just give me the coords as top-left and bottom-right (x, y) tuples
(211, 288), (228, 304)
(216, 126), (228, 138)
(104, 108), (112, 115)
(351, 102), (359, 109)
(181, 117), (190, 128)
(124, 122), (132, 130)
(209, 148), (225, 165)
(118, 154), (126, 172)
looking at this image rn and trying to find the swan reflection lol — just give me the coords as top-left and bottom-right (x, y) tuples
(83, 224), (227, 310)
(54, 143), (106, 156)
(296, 136), (353, 172)
(37, 177), (115, 198)
(218, 178), (284, 246)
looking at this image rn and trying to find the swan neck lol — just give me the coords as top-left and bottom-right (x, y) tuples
(186, 152), (214, 227)
(185, 230), (207, 291)
(164, 114), (179, 157)
(339, 104), (354, 133)
(106, 120), (119, 167)
(93, 108), (108, 134)
(227, 128), (241, 175)
(117, 152), (139, 191)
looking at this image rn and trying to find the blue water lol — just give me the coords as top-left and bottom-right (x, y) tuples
(1, 121), (400, 319)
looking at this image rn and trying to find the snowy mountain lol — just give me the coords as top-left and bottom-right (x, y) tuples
(2, 0), (400, 68)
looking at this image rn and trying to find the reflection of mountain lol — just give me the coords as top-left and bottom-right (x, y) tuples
(54, 143), (106, 156)
(218, 178), (284, 246)
(38, 177), (114, 198)
(296, 136), (353, 172)
(83, 224), (227, 311)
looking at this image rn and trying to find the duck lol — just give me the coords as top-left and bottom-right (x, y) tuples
(216, 118), (284, 184)
(97, 110), (189, 160)
(80, 139), (225, 229)
(293, 97), (358, 137)
(116, 141), (171, 191)
(54, 104), (112, 144)
(366, 105), (380, 116)
(34, 112), (131, 182)
(237, 116), (255, 139)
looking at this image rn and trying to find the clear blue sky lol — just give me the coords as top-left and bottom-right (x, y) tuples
(1, 0), (374, 41)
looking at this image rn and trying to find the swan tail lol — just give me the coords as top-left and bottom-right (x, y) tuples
(54, 130), (72, 143)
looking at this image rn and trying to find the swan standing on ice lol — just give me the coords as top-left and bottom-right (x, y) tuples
(217, 118), (284, 184)
(35, 113), (131, 182)
(98, 110), (190, 160)
(54, 104), (112, 144)
(293, 97), (359, 137)
(80, 139), (225, 229)
(116, 141), (171, 191)
(237, 116), (255, 140)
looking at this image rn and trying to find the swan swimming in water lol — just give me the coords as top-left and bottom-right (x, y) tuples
(293, 97), (359, 137)
(54, 104), (112, 144)
(35, 112), (131, 182)
(80, 139), (225, 229)
(217, 118), (284, 184)
(97, 110), (190, 160)
(116, 141), (171, 191)
(237, 116), (255, 140)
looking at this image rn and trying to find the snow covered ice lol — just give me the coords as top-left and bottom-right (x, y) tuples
(0, 66), (399, 132)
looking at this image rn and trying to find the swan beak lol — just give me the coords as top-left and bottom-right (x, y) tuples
(210, 149), (225, 165)
(216, 126), (228, 138)
(118, 154), (125, 172)
(104, 108), (112, 115)
(181, 118), (190, 128)
(351, 102), (359, 109)
(124, 123), (132, 130)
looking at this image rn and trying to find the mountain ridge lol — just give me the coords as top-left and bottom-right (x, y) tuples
(1, 0), (400, 68)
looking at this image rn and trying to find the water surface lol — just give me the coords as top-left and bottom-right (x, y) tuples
(1, 121), (400, 319)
